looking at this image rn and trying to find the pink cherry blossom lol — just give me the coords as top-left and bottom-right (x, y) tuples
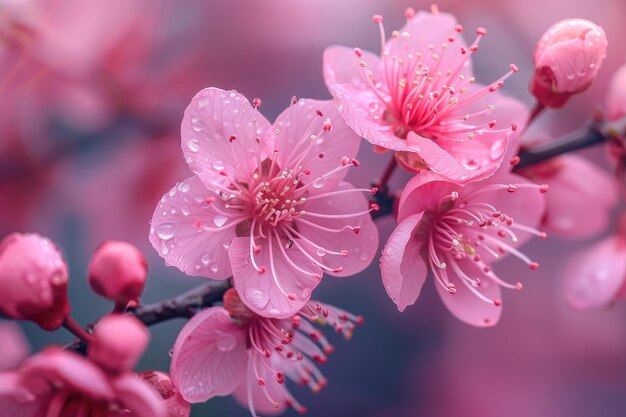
(150, 88), (379, 318)
(0, 321), (30, 371)
(138, 371), (191, 417)
(380, 171), (546, 326)
(323, 7), (528, 183)
(170, 288), (361, 416)
(0, 346), (166, 417)
(563, 217), (626, 309)
(0, 233), (70, 330)
(530, 18), (608, 108)
(88, 315), (151, 375)
(88, 241), (148, 304)
(517, 155), (618, 239)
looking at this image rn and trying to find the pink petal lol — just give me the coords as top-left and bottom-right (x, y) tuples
(323, 46), (381, 89)
(392, 11), (469, 75)
(606, 63), (626, 122)
(112, 374), (166, 417)
(271, 99), (361, 191)
(398, 172), (461, 222)
(181, 88), (272, 186)
(0, 374), (46, 417)
(229, 237), (321, 318)
(435, 259), (503, 327)
(406, 130), (505, 184)
(330, 82), (408, 151)
(563, 237), (626, 309)
(0, 321), (30, 371)
(20, 347), (114, 401)
(149, 176), (241, 279)
(525, 155), (617, 238)
(232, 355), (287, 416)
(296, 181), (378, 277)
(380, 213), (427, 311)
(171, 307), (247, 403)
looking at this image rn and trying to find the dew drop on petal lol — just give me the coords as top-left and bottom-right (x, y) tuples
(201, 254), (210, 265)
(213, 215), (227, 227)
(187, 139), (200, 153)
(156, 224), (175, 240)
(316, 248), (326, 257)
(223, 241), (231, 250)
(490, 139), (506, 160)
(312, 178), (325, 189)
(210, 264), (218, 273)
(244, 287), (270, 309)
(216, 333), (237, 352)
(212, 161), (225, 171)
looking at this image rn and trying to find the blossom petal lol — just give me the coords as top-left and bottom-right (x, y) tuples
(521, 155), (617, 238)
(0, 372), (47, 417)
(232, 355), (288, 416)
(563, 237), (626, 309)
(435, 259), (503, 327)
(170, 307), (247, 403)
(406, 131), (504, 183)
(271, 99), (361, 190)
(149, 176), (242, 279)
(380, 213), (427, 311)
(181, 87), (272, 185)
(398, 172), (461, 222)
(229, 237), (321, 318)
(323, 46), (381, 89)
(112, 374), (166, 417)
(394, 11), (469, 74)
(297, 182), (378, 277)
(331, 83), (409, 151)
(19, 347), (114, 401)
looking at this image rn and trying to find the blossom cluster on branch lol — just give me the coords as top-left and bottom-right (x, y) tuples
(1, 3), (626, 417)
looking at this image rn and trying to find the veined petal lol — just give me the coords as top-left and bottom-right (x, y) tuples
(435, 259), (503, 327)
(323, 46), (382, 89)
(380, 213), (427, 311)
(232, 355), (288, 416)
(229, 237), (321, 319)
(297, 182), (378, 277)
(271, 99), (361, 191)
(181, 88), (272, 186)
(170, 307), (248, 403)
(149, 176), (241, 279)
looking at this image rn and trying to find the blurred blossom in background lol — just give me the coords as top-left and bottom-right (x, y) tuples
(1, 0), (626, 416)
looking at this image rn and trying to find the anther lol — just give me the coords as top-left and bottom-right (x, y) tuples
(515, 282), (523, 290)
(493, 298), (502, 307)
(529, 262), (539, 270)
(354, 47), (363, 58)
(476, 27), (487, 36)
(370, 187), (379, 195)
(352, 159), (360, 166)
(507, 184), (517, 192)
(372, 14), (383, 23)
(405, 7), (415, 19)
(370, 203), (380, 211)
(252, 98), (262, 108)
(316, 109), (324, 117)
(352, 226), (361, 234)
(229, 134), (237, 142)
(539, 184), (549, 193)
(510, 156), (520, 166)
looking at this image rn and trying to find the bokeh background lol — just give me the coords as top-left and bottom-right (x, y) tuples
(2, 0), (626, 416)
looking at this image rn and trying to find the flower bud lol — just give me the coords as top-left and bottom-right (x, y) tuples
(88, 314), (149, 374)
(0, 233), (70, 330)
(530, 18), (607, 108)
(606, 63), (626, 122)
(138, 371), (191, 417)
(88, 241), (147, 304)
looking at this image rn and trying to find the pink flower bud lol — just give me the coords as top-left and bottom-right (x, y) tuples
(0, 233), (70, 330)
(530, 18), (608, 108)
(138, 371), (191, 417)
(88, 314), (149, 374)
(606, 63), (626, 122)
(88, 241), (147, 304)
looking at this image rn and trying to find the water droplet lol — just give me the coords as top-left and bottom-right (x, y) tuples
(181, 205), (191, 216)
(359, 252), (369, 261)
(213, 215), (227, 227)
(489, 140), (506, 160)
(156, 224), (175, 240)
(178, 182), (191, 193)
(312, 178), (325, 189)
(244, 287), (270, 309)
(566, 73), (575, 80)
(210, 264), (219, 273)
(316, 248), (326, 257)
(222, 241), (231, 249)
(460, 157), (479, 170)
(201, 254), (210, 265)
(216, 333), (237, 352)
(168, 348), (174, 357)
(212, 160), (225, 171)
(187, 139), (200, 153)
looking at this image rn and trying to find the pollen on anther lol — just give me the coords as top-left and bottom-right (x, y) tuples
(476, 27), (487, 36)
(510, 156), (520, 166)
(370, 203), (380, 211)
(529, 262), (539, 270)
(252, 98), (262, 108)
(372, 14), (383, 23)
(493, 298), (502, 307)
